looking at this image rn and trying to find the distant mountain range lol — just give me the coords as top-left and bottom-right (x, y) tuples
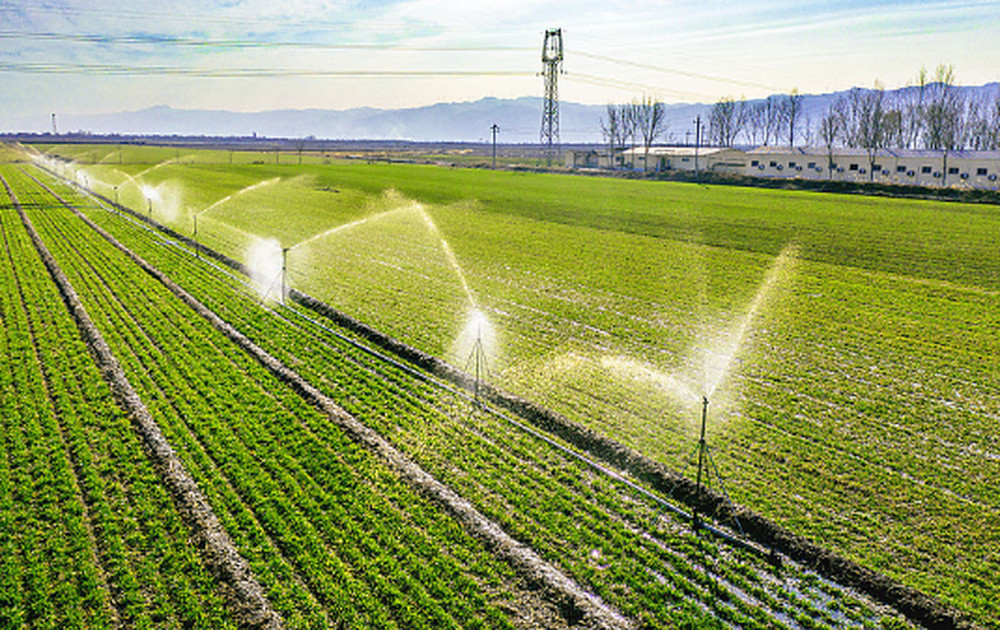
(6, 84), (999, 143)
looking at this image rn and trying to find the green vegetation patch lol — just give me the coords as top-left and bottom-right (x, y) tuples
(31, 144), (1000, 627)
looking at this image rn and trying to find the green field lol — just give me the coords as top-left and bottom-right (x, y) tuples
(15, 142), (1000, 627)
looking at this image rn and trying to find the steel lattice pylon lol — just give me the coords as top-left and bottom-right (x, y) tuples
(540, 28), (563, 166)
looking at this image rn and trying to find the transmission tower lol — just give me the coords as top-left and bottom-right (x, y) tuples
(540, 28), (563, 166)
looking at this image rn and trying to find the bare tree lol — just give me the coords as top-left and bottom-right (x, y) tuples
(781, 89), (804, 147)
(923, 65), (966, 184)
(840, 85), (887, 181)
(764, 96), (785, 146)
(819, 104), (841, 180)
(881, 108), (903, 149)
(623, 102), (640, 169)
(898, 67), (929, 149)
(600, 103), (629, 168)
(743, 97), (781, 146)
(800, 113), (815, 148)
(744, 101), (765, 145)
(708, 96), (745, 147)
(966, 91), (1000, 150)
(634, 95), (667, 171)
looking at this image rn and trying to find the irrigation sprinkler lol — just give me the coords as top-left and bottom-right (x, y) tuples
(281, 247), (289, 305)
(687, 396), (744, 538)
(193, 214), (200, 259)
(464, 319), (490, 407)
(692, 396), (709, 531)
(680, 397), (783, 562)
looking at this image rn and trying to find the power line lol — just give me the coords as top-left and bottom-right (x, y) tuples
(0, 4), (419, 31)
(0, 30), (534, 54)
(568, 72), (716, 101)
(570, 49), (782, 93)
(0, 61), (534, 79)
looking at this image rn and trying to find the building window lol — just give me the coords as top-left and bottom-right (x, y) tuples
(849, 163), (859, 171)
(769, 161), (777, 167)
(751, 160), (759, 167)
(788, 161), (797, 168)
(896, 165), (907, 173)
(807, 162), (816, 169)
(977, 167), (988, 176)
(872, 164), (882, 172)
(921, 166), (932, 174)
(948, 166), (959, 174)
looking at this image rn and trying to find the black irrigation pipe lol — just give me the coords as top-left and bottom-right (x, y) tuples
(29, 168), (632, 630)
(1, 172), (284, 630)
(51, 165), (977, 630)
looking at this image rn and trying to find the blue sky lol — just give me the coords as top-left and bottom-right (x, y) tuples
(1, 0), (998, 120)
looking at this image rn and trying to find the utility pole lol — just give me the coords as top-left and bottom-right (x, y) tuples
(491, 124), (500, 169)
(540, 28), (563, 167)
(51, 113), (57, 135)
(693, 115), (702, 177)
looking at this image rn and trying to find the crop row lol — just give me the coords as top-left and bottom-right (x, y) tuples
(5, 166), (523, 630)
(34, 165), (913, 628)
(1, 171), (239, 629)
(35, 149), (995, 625)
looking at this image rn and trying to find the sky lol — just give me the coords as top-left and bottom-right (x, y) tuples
(1, 0), (999, 121)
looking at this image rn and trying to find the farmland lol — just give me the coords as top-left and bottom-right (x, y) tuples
(5, 142), (997, 627)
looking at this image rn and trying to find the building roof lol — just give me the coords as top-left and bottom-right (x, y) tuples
(621, 146), (741, 157)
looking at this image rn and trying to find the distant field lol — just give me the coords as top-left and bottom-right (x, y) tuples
(30, 143), (1000, 627)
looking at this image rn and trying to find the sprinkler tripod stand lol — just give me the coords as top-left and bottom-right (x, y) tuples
(464, 325), (490, 408)
(684, 397), (782, 566)
(689, 397), (740, 535)
(258, 247), (290, 305)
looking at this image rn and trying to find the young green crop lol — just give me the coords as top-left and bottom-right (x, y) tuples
(1, 167), (239, 630)
(7, 164), (527, 629)
(31, 160), (918, 628)
(30, 144), (995, 625)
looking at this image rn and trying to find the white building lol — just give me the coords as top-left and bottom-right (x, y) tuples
(621, 146), (747, 174)
(747, 146), (1000, 190)
(566, 144), (1000, 190)
(565, 146), (746, 173)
